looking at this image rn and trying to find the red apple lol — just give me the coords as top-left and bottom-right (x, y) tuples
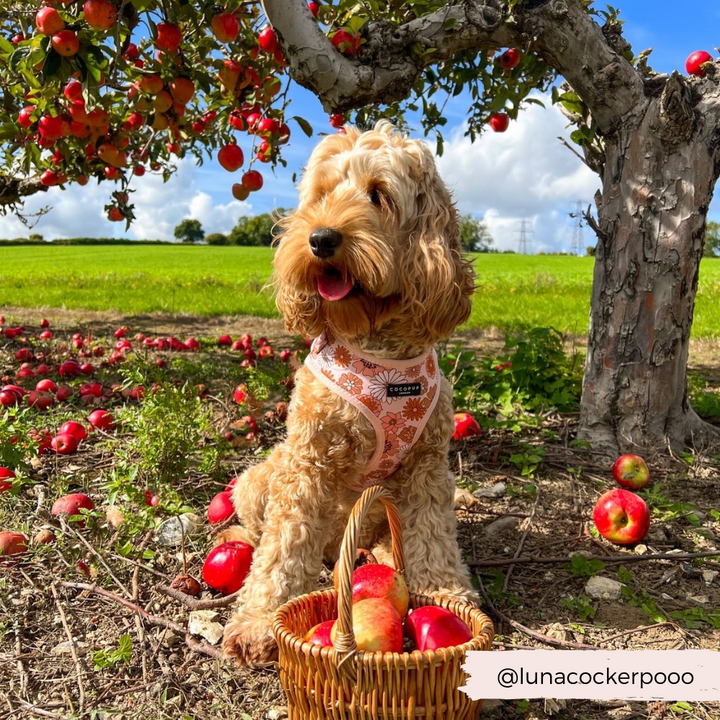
(452, 412), (481, 440)
(51, 29), (79, 56)
(686, 50), (713, 78)
(202, 541), (254, 594)
(242, 170), (263, 191)
(83, 0), (116, 30)
(592, 488), (651, 546)
(329, 114), (345, 128)
(56, 385), (73, 401)
(612, 454), (650, 490)
(144, 490), (159, 507)
(185, 337), (200, 351)
(38, 114), (63, 140)
(51, 432), (79, 454)
(36, 379), (57, 394)
(232, 183), (250, 201)
(51, 493), (95, 524)
(207, 492), (235, 524)
(88, 409), (114, 430)
(258, 26), (278, 54)
(0, 531), (28, 558)
(17, 106), (35, 129)
(30, 428), (53, 455)
(308, 2), (320, 18)
(169, 77), (195, 105)
(27, 391), (54, 410)
(140, 74), (164, 95)
(304, 620), (334, 647)
(60, 421), (88, 442)
(0, 467), (16, 493)
(225, 476), (239, 493)
(218, 144), (244, 171)
(218, 334), (233, 346)
(489, 113), (509, 132)
(212, 13), (239, 42)
(404, 606), (473, 651)
(36, 6), (65, 35)
(156, 22), (182, 52)
(331, 28), (360, 56)
(351, 564), (409, 617)
(499, 48), (520, 70)
(330, 598), (403, 653)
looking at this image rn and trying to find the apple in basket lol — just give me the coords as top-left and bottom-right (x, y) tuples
(304, 620), (335, 647)
(351, 563), (409, 617)
(404, 606), (473, 651)
(331, 598), (404, 653)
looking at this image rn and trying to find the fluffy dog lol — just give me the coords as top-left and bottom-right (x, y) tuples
(219, 120), (477, 666)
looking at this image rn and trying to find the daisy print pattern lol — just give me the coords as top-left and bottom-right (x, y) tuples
(368, 369), (406, 403)
(304, 331), (441, 489)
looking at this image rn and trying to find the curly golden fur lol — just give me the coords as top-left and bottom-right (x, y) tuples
(219, 121), (477, 666)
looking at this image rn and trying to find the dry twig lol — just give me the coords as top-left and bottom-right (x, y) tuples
(50, 583), (86, 712)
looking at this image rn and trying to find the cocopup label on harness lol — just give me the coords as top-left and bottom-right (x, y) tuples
(387, 382), (422, 398)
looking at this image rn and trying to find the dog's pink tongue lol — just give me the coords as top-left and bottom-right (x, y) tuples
(317, 271), (353, 301)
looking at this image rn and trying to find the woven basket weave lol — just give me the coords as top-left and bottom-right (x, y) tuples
(272, 485), (494, 719)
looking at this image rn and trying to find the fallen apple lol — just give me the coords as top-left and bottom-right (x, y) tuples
(0, 531), (28, 558)
(51, 433), (79, 455)
(88, 409), (114, 431)
(207, 492), (235, 524)
(0, 467), (16, 493)
(612, 454), (650, 490)
(592, 488), (650, 546)
(453, 412), (481, 440)
(405, 606), (473, 651)
(51, 493), (95, 525)
(202, 541), (254, 594)
(330, 598), (403, 653)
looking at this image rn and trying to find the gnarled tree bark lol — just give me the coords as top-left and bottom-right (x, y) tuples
(265, 0), (720, 455)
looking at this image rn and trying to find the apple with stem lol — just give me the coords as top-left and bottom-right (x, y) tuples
(612, 454), (650, 490)
(592, 488), (651, 546)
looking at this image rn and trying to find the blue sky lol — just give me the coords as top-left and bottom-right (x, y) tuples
(5, 1), (719, 251)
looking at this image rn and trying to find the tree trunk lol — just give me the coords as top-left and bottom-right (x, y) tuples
(578, 75), (720, 455)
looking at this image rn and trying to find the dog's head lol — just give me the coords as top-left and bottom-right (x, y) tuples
(273, 121), (475, 348)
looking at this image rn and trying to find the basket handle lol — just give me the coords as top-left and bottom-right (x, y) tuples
(333, 485), (405, 670)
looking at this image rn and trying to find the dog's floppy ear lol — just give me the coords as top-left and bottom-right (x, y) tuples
(398, 142), (476, 346)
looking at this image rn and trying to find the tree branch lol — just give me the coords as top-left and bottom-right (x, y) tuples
(267, 0), (644, 132)
(0, 175), (46, 207)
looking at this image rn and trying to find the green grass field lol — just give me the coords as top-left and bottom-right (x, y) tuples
(2, 245), (720, 337)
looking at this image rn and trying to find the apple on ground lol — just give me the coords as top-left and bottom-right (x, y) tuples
(51, 433), (79, 455)
(612, 454), (650, 490)
(0, 531), (28, 558)
(304, 620), (334, 647)
(350, 564), (409, 617)
(404, 605), (473, 651)
(330, 598), (403, 653)
(202, 541), (254, 594)
(592, 488), (651, 546)
(88, 409), (114, 430)
(453, 412), (481, 440)
(0, 467), (16, 493)
(51, 493), (95, 526)
(207, 492), (235, 524)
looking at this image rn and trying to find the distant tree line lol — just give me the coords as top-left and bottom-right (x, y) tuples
(174, 212), (286, 246)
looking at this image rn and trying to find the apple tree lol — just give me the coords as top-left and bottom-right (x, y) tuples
(1, 0), (719, 456)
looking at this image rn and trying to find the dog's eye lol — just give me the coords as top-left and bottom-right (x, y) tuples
(369, 186), (383, 206)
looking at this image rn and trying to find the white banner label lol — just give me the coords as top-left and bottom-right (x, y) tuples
(460, 650), (720, 701)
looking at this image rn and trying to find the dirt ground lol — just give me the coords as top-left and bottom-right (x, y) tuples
(1, 309), (720, 720)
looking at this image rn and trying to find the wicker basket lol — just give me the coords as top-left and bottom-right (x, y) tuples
(272, 485), (494, 719)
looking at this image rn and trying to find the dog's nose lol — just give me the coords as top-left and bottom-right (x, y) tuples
(309, 228), (342, 259)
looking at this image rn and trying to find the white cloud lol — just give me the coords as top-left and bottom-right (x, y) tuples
(0, 157), (252, 241)
(434, 93), (602, 253)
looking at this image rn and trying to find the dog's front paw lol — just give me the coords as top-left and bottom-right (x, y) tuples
(222, 616), (278, 667)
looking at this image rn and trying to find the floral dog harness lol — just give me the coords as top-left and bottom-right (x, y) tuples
(305, 331), (440, 488)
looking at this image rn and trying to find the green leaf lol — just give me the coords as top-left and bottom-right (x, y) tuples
(292, 116), (313, 138)
(556, 91), (585, 116)
(42, 49), (62, 80)
(9, 46), (31, 72)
